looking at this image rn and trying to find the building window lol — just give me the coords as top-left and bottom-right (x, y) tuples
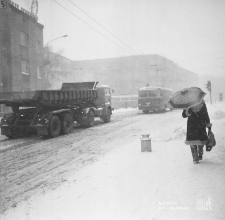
(21, 60), (29, 75)
(20, 31), (28, 47)
(36, 40), (41, 53)
(37, 66), (41, 78)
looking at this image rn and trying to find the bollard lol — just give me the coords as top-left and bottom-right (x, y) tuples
(141, 134), (152, 152)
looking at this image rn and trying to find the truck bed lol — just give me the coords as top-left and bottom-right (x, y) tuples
(0, 89), (97, 107)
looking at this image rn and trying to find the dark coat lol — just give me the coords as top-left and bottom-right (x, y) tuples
(182, 103), (211, 145)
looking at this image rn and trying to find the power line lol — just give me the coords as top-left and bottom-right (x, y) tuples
(179, 57), (225, 66)
(177, 50), (225, 63)
(53, 1), (132, 55)
(192, 64), (225, 69)
(67, 0), (151, 66)
(53, 0), (150, 67)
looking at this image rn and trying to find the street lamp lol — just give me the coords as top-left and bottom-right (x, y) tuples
(45, 35), (68, 47)
(44, 35), (68, 59)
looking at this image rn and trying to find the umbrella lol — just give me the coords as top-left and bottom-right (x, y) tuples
(169, 87), (206, 109)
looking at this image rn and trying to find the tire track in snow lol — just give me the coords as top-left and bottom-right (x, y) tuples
(0, 109), (178, 213)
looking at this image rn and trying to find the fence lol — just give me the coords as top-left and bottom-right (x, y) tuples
(111, 95), (138, 109)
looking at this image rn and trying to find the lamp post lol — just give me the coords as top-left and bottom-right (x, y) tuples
(44, 35), (68, 60)
(45, 35), (68, 48)
(43, 35), (68, 87)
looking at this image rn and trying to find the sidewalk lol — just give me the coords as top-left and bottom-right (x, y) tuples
(2, 134), (225, 220)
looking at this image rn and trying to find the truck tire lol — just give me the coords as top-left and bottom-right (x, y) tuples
(160, 105), (166, 113)
(61, 113), (73, 134)
(143, 110), (149, 114)
(48, 116), (61, 138)
(101, 108), (111, 123)
(6, 135), (13, 139)
(86, 110), (95, 127)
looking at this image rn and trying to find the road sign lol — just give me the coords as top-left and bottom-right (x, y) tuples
(0, 0), (7, 8)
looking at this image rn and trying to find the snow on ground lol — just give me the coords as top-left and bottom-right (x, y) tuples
(1, 102), (225, 220)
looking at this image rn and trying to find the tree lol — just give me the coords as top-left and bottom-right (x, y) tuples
(43, 45), (64, 89)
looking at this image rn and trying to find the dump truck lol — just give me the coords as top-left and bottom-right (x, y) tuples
(0, 82), (113, 138)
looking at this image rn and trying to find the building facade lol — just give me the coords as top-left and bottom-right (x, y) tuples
(71, 54), (199, 95)
(0, 1), (45, 113)
(45, 54), (198, 96)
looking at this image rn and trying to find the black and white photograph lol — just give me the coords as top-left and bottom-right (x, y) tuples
(0, 0), (225, 219)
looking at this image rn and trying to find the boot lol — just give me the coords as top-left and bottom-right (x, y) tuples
(190, 145), (199, 164)
(197, 145), (204, 160)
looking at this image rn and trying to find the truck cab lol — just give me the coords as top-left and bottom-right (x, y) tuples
(95, 84), (112, 110)
(92, 84), (112, 123)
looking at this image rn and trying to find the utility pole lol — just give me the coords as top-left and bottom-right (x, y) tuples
(205, 80), (212, 104)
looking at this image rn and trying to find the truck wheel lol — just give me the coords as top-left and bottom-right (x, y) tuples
(101, 108), (111, 123)
(61, 113), (73, 134)
(86, 110), (95, 127)
(164, 105), (167, 112)
(48, 116), (61, 138)
(161, 106), (166, 113)
(143, 110), (149, 114)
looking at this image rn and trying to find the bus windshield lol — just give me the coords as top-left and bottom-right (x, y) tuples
(139, 90), (159, 97)
(148, 90), (159, 97)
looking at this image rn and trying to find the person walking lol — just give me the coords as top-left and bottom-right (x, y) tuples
(182, 100), (212, 164)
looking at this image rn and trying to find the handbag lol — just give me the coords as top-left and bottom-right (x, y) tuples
(206, 130), (216, 152)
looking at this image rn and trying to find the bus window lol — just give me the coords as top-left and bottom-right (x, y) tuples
(148, 90), (158, 97)
(139, 91), (147, 97)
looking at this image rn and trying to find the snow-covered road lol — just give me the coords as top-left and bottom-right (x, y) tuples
(1, 102), (225, 220)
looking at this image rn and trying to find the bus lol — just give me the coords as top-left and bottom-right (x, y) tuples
(138, 86), (173, 113)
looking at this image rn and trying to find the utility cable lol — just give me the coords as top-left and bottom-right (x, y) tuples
(179, 57), (225, 66)
(177, 50), (225, 63)
(192, 63), (225, 69)
(55, 0), (225, 71)
(53, 0), (149, 66)
(68, 0), (151, 66)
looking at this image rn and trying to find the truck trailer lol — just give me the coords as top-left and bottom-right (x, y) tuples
(0, 82), (113, 138)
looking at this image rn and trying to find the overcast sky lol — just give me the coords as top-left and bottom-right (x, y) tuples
(14, 0), (225, 76)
